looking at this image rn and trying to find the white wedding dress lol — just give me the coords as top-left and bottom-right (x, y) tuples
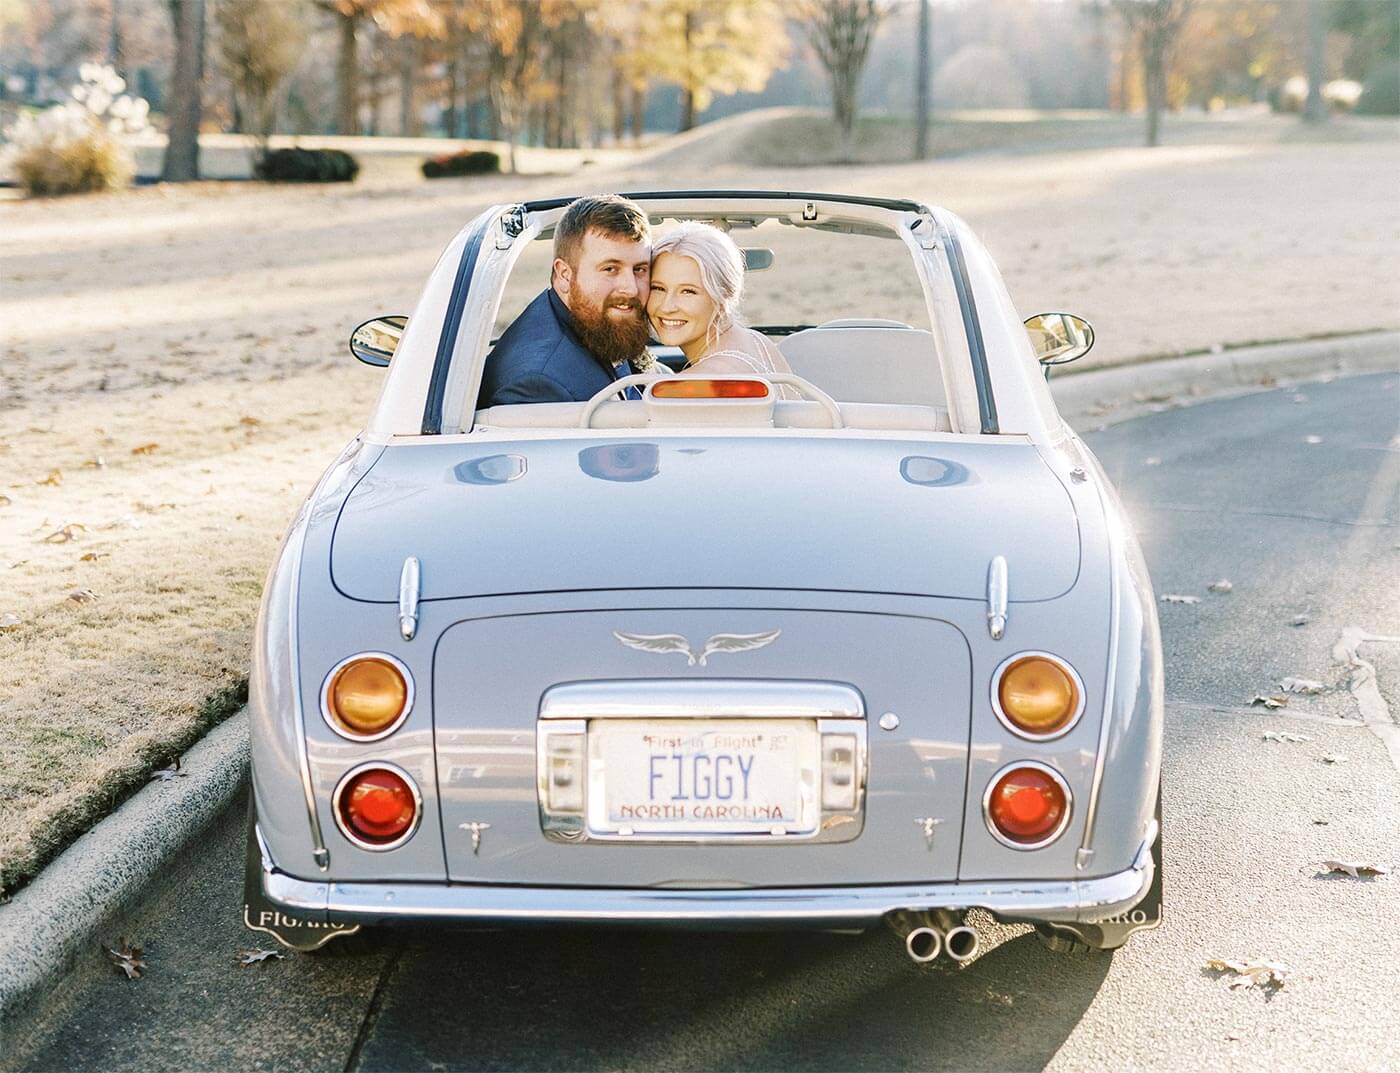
(682, 324), (801, 400)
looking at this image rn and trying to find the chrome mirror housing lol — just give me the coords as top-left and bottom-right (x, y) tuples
(1024, 312), (1095, 368)
(349, 315), (407, 367)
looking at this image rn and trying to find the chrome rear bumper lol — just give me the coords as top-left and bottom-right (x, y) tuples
(260, 822), (1156, 928)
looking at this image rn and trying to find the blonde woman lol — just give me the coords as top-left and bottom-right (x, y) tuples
(646, 221), (799, 399)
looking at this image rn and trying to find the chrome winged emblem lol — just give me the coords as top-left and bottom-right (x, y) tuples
(612, 629), (781, 666)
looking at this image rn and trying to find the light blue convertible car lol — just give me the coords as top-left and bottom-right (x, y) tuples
(243, 191), (1163, 963)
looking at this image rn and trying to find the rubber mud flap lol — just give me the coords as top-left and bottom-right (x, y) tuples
(242, 796), (360, 953)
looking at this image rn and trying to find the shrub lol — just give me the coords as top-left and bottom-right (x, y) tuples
(1, 64), (148, 197)
(1356, 61), (1400, 116)
(421, 149), (501, 179)
(254, 147), (360, 183)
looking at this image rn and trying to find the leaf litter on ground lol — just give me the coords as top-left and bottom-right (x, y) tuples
(1315, 860), (1390, 879)
(105, 939), (146, 980)
(1160, 594), (1201, 605)
(41, 523), (86, 544)
(1208, 579), (1234, 593)
(1281, 677), (1326, 694)
(1205, 958), (1288, 993)
(1251, 695), (1288, 710)
(236, 948), (286, 966)
(1321, 754), (1347, 764)
(1262, 731), (1310, 743)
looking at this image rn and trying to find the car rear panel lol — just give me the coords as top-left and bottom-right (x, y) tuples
(433, 606), (971, 885)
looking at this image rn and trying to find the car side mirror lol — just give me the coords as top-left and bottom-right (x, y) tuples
(742, 248), (774, 271)
(1024, 313), (1094, 372)
(349, 315), (407, 367)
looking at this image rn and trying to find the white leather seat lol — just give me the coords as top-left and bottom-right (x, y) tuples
(778, 322), (946, 408)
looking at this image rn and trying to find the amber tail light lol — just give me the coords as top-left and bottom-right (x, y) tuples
(322, 654), (412, 739)
(993, 653), (1083, 738)
(334, 764), (420, 849)
(985, 763), (1070, 848)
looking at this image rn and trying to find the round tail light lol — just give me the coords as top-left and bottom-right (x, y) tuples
(323, 653), (412, 740)
(985, 763), (1071, 849)
(993, 653), (1083, 738)
(334, 764), (420, 849)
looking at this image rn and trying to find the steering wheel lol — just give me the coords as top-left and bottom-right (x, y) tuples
(578, 372), (844, 430)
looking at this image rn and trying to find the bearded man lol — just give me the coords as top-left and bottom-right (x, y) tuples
(480, 194), (653, 407)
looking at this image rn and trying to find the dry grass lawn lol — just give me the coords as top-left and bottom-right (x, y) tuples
(2, 114), (1398, 893)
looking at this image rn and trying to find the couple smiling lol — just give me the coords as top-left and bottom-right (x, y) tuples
(479, 194), (795, 408)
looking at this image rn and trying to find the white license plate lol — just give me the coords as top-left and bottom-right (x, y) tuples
(586, 719), (821, 839)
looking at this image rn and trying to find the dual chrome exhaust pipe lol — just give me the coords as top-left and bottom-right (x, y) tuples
(890, 910), (981, 965)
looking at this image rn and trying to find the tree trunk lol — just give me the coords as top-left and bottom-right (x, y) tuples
(443, 56), (458, 138)
(679, 10), (695, 132)
(335, 10), (359, 136)
(630, 85), (644, 143)
(914, 0), (930, 160)
(611, 68), (625, 143)
(1303, 0), (1328, 123)
(161, 0), (205, 182)
(108, 0), (125, 78)
(1143, 36), (1165, 147)
(399, 36), (419, 136)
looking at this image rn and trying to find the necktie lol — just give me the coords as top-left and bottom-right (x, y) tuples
(618, 361), (642, 401)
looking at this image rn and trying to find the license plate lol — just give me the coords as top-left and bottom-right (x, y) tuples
(586, 719), (821, 839)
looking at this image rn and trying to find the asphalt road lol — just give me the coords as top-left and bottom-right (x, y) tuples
(8, 371), (1399, 1073)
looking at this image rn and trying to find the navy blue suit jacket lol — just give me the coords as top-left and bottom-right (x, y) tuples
(480, 288), (633, 406)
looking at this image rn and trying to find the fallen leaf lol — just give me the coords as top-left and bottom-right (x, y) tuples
(238, 415), (261, 427)
(8, 560), (28, 569)
(79, 552), (109, 562)
(97, 515), (142, 531)
(1225, 1030), (1243, 1041)
(37, 469), (62, 487)
(134, 501), (177, 513)
(1313, 819), (1329, 825)
(1280, 677), (1325, 694)
(1303, 435), (1322, 445)
(42, 524), (86, 544)
(149, 758), (187, 782)
(1251, 695), (1288, 710)
(1321, 754), (1347, 764)
(1160, 594), (1201, 605)
(83, 456), (107, 469)
(1143, 456), (1162, 466)
(1262, 731), (1310, 743)
(1290, 615), (1310, 627)
(0, 612), (21, 631)
(67, 588), (98, 604)
(1315, 860), (1389, 879)
(105, 939), (146, 980)
(131, 443), (159, 455)
(1208, 579), (1233, 594)
(235, 948), (286, 966)
(1205, 958), (1288, 992)
(0, 494), (10, 506)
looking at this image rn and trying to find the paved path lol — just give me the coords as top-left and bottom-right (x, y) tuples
(8, 371), (1398, 1073)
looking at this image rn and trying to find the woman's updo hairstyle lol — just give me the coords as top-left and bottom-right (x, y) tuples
(650, 221), (746, 349)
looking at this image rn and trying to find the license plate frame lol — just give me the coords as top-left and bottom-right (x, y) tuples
(535, 680), (869, 846)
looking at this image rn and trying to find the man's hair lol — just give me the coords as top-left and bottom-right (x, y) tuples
(553, 194), (651, 271)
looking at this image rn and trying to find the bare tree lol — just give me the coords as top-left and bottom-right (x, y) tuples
(1115, 0), (1191, 147)
(803, 0), (888, 163)
(215, 0), (304, 165)
(161, 0), (205, 181)
(313, 0), (440, 136)
(1302, 0), (1328, 123)
(913, 0), (930, 160)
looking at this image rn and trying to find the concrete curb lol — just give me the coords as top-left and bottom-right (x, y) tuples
(1050, 331), (1398, 428)
(0, 712), (249, 1056)
(0, 329), (1396, 1052)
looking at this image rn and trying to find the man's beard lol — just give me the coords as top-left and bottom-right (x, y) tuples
(568, 291), (651, 368)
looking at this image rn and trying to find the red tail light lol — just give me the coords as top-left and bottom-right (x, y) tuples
(985, 763), (1070, 848)
(651, 378), (770, 399)
(335, 764), (420, 849)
